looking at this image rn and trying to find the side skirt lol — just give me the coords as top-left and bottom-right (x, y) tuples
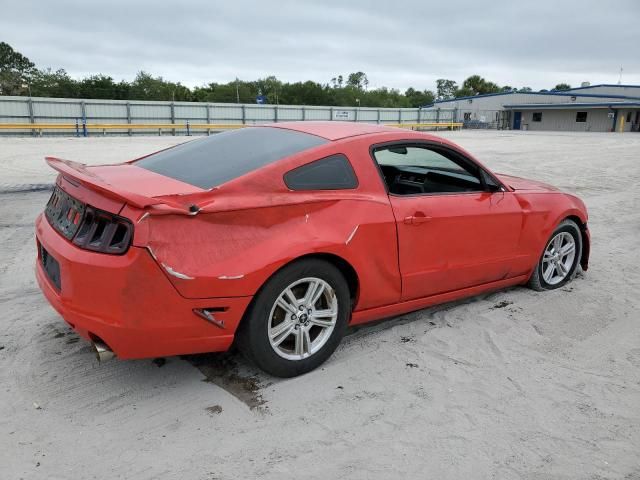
(349, 274), (529, 326)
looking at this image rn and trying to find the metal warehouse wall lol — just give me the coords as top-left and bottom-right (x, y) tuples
(520, 109), (614, 132)
(429, 92), (637, 113)
(0, 96), (457, 135)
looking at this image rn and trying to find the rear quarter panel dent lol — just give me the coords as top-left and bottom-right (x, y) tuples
(145, 199), (401, 308)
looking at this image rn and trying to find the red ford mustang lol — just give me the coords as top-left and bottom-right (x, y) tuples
(35, 122), (589, 377)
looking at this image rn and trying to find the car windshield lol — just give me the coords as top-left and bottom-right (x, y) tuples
(135, 127), (327, 189)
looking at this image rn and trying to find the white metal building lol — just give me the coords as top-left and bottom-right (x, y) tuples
(424, 84), (640, 132)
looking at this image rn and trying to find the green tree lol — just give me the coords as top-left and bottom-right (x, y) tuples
(0, 46), (446, 109)
(436, 79), (457, 100)
(553, 83), (571, 91)
(254, 75), (283, 104)
(129, 71), (191, 101)
(346, 71), (369, 90)
(78, 74), (118, 99)
(454, 87), (474, 98)
(404, 87), (435, 107)
(0, 42), (36, 95)
(460, 75), (501, 96)
(280, 81), (330, 105)
(330, 75), (344, 88)
(30, 68), (78, 98)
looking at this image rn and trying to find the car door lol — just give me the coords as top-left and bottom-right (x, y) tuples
(372, 143), (523, 301)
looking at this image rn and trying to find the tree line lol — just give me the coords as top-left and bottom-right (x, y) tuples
(1, 42), (572, 107)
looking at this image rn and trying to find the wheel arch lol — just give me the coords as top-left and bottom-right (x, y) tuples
(259, 252), (359, 303)
(293, 253), (360, 303)
(562, 214), (590, 271)
(234, 252), (360, 339)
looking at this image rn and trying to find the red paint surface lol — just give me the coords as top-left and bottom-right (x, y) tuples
(35, 122), (589, 359)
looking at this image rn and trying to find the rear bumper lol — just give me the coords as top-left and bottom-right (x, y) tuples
(35, 213), (252, 359)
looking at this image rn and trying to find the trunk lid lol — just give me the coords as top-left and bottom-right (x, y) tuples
(46, 157), (206, 214)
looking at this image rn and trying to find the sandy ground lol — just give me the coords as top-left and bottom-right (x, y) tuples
(1, 131), (639, 480)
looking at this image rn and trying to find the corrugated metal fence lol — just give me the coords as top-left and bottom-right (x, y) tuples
(0, 96), (458, 135)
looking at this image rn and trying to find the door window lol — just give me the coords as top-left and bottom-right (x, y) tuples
(372, 145), (483, 195)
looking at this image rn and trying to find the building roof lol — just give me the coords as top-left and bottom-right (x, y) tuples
(503, 102), (640, 110)
(425, 84), (640, 107)
(564, 83), (640, 92)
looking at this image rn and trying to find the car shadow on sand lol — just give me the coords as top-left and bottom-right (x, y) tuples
(180, 286), (531, 412)
(181, 351), (269, 412)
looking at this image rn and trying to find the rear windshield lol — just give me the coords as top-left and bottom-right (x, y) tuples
(135, 127), (328, 189)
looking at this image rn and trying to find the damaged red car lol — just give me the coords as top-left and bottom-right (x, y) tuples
(35, 122), (589, 377)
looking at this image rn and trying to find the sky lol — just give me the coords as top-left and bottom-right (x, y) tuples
(1, 0), (639, 92)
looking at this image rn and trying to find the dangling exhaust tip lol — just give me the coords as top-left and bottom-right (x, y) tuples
(92, 341), (115, 362)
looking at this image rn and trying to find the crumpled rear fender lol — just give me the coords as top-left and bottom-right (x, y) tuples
(131, 199), (401, 310)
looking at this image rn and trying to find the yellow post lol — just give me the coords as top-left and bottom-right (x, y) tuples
(618, 115), (625, 132)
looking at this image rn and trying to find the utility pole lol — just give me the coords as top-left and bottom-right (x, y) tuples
(618, 67), (623, 85)
(236, 81), (240, 103)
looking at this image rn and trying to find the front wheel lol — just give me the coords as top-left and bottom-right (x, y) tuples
(236, 259), (351, 377)
(528, 219), (582, 291)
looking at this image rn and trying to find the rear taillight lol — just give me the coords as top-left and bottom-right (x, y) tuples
(72, 206), (133, 255)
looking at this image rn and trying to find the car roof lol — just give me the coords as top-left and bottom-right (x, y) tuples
(265, 121), (404, 141)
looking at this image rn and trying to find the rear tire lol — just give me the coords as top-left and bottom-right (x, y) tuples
(236, 259), (350, 377)
(528, 219), (582, 291)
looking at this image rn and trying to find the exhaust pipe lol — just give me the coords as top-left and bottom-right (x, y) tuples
(92, 341), (115, 362)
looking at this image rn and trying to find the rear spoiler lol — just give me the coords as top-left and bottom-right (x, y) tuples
(45, 157), (215, 215)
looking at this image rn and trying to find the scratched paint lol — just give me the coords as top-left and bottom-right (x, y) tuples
(161, 263), (194, 280)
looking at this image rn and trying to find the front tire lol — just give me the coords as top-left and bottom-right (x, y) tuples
(236, 259), (351, 377)
(528, 219), (582, 291)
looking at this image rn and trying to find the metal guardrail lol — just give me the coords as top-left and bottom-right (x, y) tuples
(0, 122), (245, 136)
(385, 122), (463, 130)
(0, 121), (463, 136)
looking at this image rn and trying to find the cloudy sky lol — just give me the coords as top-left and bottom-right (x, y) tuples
(2, 0), (639, 92)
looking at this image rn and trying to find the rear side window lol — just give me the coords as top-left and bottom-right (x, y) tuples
(135, 127), (327, 189)
(284, 154), (358, 190)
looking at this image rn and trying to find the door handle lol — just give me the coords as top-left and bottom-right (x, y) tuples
(404, 212), (431, 225)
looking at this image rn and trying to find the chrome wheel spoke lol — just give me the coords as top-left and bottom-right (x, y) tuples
(294, 328), (310, 356)
(553, 235), (563, 252)
(309, 316), (334, 328)
(556, 261), (568, 276)
(543, 263), (555, 282)
(303, 328), (312, 356)
(276, 296), (297, 315)
(270, 320), (295, 346)
(312, 307), (337, 318)
(303, 280), (325, 308)
(284, 288), (299, 307)
(560, 242), (575, 256)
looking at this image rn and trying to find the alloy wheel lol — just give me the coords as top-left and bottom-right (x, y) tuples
(541, 232), (576, 285)
(268, 277), (338, 360)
